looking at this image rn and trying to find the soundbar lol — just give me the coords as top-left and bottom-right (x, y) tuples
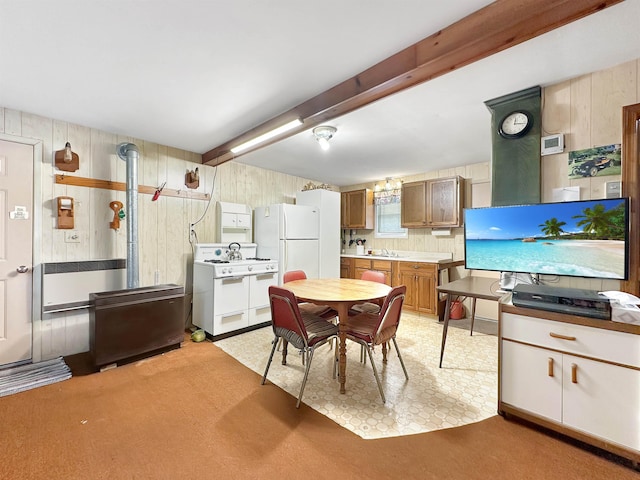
(511, 284), (611, 320)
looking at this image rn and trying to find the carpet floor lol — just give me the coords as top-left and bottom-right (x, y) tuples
(0, 334), (636, 479)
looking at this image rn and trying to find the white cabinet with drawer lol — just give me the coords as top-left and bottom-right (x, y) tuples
(499, 307), (640, 462)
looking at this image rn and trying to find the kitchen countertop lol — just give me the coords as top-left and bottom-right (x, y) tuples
(341, 252), (462, 265)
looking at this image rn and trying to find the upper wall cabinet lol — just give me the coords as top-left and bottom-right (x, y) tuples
(401, 176), (464, 228)
(341, 189), (374, 229)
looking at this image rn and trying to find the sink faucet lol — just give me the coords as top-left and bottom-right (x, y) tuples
(381, 248), (390, 256)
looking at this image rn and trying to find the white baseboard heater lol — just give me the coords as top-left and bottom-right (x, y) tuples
(42, 259), (126, 314)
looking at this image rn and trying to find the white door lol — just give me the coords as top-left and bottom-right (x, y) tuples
(562, 355), (640, 450)
(279, 239), (320, 283)
(0, 140), (34, 365)
(501, 340), (562, 422)
(281, 204), (319, 239)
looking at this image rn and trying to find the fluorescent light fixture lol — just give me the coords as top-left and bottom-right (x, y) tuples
(230, 118), (302, 154)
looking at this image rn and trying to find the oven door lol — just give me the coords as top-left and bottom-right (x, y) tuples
(249, 271), (278, 326)
(213, 275), (249, 334)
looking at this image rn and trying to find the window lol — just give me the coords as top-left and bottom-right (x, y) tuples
(375, 199), (407, 239)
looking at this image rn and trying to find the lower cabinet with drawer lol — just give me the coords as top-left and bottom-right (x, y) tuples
(353, 258), (393, 285)
(499, 304), (640, 463)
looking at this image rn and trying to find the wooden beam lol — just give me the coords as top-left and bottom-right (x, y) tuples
(55, 174), (210, 201)
(202, 0), (623, 166)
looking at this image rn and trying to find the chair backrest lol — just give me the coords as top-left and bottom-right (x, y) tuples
(269, 286), (308, 349)
(283, 270), (307, 283)
(372, 285), (406, 345)
(361, 270), (386, 284)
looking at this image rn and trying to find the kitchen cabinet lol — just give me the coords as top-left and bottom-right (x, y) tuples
(340, 257), (353, 279)
(353, 258), (393, 285)
(220, 212), (251, 229)
(394, 262), (437, 314)
(401, 176), (464, 228)
(499, 305), (640, 463)
(341, 189), (374, 229)
(216, 201), (252, 243)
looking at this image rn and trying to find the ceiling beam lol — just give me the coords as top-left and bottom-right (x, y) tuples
(202, 0), (623, 166)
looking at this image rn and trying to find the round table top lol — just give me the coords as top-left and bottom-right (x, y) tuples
(285, 278), (391, 303)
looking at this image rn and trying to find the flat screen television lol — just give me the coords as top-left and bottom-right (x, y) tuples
(464, 198), (629, 281)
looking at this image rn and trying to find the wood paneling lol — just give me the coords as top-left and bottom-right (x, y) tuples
(2, 107), (324, 359)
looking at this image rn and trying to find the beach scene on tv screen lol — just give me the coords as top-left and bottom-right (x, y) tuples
(465, 199), (627, 279)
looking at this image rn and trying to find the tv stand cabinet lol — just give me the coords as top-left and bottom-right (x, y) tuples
(499, 300), (640, 464)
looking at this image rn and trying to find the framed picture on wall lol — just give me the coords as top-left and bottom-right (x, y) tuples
(568, 144), (621, 179)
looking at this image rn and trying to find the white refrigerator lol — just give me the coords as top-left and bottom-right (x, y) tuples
(296, 189), (340, 278)
(254, 204), (320, 285)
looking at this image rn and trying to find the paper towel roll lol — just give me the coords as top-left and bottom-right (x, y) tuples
(59, 198), (73, 210)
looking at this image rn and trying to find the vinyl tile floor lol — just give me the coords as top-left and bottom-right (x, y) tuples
(214, 312), (498, 439)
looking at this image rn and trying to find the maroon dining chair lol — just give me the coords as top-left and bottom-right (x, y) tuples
(349, 270), (386, 315)
(261, 286), (338, 408)
(343, 285), (409, 403)
(283, 270), (337, 321)
(349, 270), (387, 363)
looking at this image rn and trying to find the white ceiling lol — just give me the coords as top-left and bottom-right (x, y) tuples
(1, 1), (639, 187)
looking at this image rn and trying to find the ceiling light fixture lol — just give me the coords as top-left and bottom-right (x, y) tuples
(312, 125), (337, 151)
(230, 118), (303, 154)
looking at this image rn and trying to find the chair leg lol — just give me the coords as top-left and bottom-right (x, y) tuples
(281, 339), (288, 365)
(359, 344), (369, 364)
(296, 349), (314, 408)
(365, 344), (386, 403)
(392, 337), (409, 380)
(261, 337), (279, 385)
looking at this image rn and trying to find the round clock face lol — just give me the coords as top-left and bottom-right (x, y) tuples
(499, 111), (532, 138)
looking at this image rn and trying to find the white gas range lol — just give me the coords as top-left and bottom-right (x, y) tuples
(192, 243), (278, 338)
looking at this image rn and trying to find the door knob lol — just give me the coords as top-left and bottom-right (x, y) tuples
(16, 265), (29, 273)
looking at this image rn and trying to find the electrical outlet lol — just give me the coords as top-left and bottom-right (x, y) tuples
(64, 231), (81, 243)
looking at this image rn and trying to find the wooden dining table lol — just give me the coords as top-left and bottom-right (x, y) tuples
(284, 278), (392, 394)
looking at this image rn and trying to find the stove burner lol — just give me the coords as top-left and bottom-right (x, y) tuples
(204, 259), (229, 264)
(245, 257), (271, 261)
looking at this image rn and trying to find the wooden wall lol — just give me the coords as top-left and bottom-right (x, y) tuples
(2, 58), (639, 358)
(540, 58), (639, 291)
(0, 107), (321, 360)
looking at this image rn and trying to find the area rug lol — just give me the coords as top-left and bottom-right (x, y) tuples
(214, 312), (498, 439)
(0, 357), (71, 397)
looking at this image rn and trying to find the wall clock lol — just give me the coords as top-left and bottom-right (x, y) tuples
(498, 110), (533, 139)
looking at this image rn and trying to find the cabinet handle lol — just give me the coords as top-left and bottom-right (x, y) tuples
(571, 363), (578, 384)
(549, 332), (576, 341)
(548, 357), (554, 377)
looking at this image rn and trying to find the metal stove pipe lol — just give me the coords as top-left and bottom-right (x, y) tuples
(117, 142), (139, 288)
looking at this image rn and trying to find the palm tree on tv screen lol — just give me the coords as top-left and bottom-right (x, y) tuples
(572, 203), (616, 238)
(538, 217), (566, 238)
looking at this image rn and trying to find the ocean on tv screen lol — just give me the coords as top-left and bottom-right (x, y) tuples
(464, 198), (628, 280)
(465, 238), (625, 279)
